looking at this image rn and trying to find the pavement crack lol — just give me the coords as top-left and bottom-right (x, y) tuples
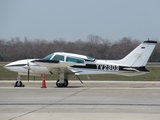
(9, 88), (87, 120)
(54, 88), (87, 104)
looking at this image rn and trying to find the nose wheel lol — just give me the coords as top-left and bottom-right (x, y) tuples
(14, 81), (23, 87)
(14, 75), (24, 87)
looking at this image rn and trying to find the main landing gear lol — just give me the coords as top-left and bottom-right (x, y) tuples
(56, 73), (69, 87)
(56, 73), (84, 87)
(14, 75), (24, 87)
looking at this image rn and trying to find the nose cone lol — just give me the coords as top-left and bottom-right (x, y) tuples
(4, 62), (13, 70)
(4, 60), (25, 71)
(4, 63), (9, 68)
(4, 60), (26, 72)
(4, 59), (36, 72)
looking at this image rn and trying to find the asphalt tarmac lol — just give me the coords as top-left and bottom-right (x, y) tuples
(0, 81), (160, 120)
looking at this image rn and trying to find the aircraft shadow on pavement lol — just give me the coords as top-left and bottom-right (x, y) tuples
(53, 86), (83, 88)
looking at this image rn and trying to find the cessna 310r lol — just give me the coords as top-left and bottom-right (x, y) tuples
(4, 40), (157, 87)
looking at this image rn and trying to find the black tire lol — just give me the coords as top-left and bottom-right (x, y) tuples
(14, 81), (23, 87)
(56, 80), (64, 87)
(63, 79), (68, 87)
(56, 79), (68, 87)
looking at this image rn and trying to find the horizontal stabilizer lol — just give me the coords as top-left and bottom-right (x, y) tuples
(123, 68), (140, 72)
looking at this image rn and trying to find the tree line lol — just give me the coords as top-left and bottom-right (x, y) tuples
(0, 35), (159, 62)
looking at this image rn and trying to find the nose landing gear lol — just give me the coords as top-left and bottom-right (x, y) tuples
(14, 75), (24, 87)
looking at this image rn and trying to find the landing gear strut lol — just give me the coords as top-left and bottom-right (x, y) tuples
(56, 73), (68, 87)
(14, 75), (24, 87)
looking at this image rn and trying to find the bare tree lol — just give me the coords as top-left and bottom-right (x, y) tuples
(0, 36), (159, 62)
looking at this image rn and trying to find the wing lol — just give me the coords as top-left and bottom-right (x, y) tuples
(32, 59), (84, 74)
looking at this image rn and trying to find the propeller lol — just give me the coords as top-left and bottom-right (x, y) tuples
(27, 59), (31, 82)
(22, 58), (31, 82)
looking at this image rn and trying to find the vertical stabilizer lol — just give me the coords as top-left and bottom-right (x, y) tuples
(117, 40), (157, 67)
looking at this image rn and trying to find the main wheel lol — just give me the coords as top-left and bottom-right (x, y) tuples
(14, 81), (23, 87)
(56, 80), (63, 87)
(63, 79), (68, 87)
(56, 79), (68, 87)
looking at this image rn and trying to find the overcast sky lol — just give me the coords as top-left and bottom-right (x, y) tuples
(0, 0), (160, 41)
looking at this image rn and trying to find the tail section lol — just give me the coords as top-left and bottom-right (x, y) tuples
(116, 40), (157, 67)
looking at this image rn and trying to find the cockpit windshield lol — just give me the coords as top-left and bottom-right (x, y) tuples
(43, 53), (54, 60)
(87, 56), (95, 61)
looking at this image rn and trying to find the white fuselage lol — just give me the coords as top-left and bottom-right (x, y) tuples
(4, 58), (148, 77)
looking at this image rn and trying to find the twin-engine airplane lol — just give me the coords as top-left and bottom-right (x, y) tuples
(4, 40), (157, 87)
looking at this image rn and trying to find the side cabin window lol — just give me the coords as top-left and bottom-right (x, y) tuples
(66, 57), (84, 64)
(52, 55), (64, 61)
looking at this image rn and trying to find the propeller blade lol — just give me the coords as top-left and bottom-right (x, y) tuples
(28, 69), (30, 82)
(27, 59), (30, 82)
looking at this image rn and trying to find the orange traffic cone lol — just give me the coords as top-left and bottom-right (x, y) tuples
(41, 74), (47, 88)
